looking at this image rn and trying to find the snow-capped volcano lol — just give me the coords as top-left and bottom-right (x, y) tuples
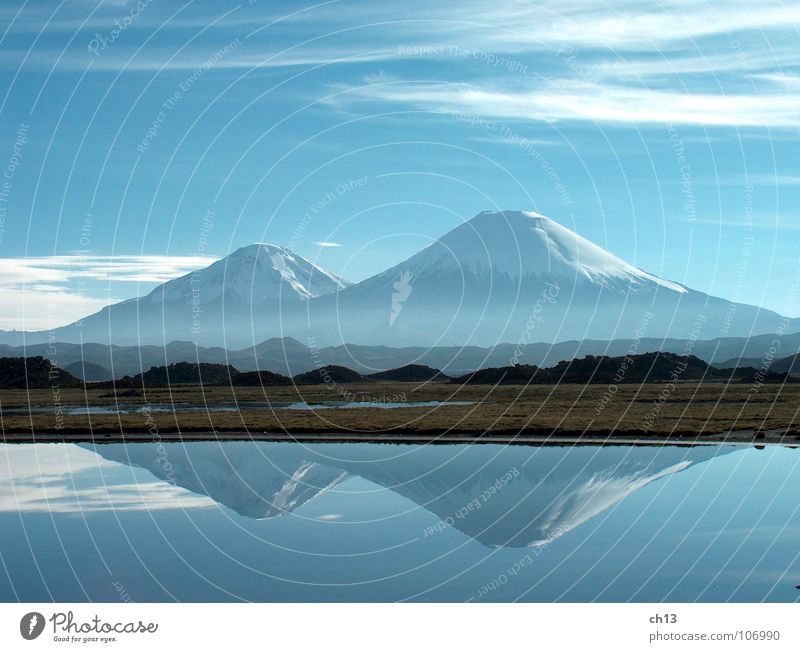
(306, 210), (787, 347)
(155, 243), (348, 307)
(33, 244), (349, 345)
(422, 211), (686, 293)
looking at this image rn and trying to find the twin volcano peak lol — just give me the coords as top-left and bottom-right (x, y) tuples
(4, 208), (790, 347)
(217, 211), (680, 293)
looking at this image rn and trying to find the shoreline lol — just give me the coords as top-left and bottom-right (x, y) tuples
(2, 428), (797, 447)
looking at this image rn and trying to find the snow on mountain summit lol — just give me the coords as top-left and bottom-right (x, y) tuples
(157, 243), (349, 306)
(412, 210), (686, 293)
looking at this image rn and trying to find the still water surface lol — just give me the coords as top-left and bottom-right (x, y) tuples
(4, 400), (470, 415)
(0, 441), (798, 602)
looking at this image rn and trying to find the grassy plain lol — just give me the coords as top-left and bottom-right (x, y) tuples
(2, 380), (799, 444)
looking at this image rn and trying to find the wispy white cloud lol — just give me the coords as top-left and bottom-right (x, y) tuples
(312, 241), (342, 247)
(0, 287), (111, 331)
(7, 0), (799, 77)
(283, 0), (800, 52)
(465, 0), (800, 50)
(0, 254), (215, 330)
(685, 216), (800, 231)
(753, 174), (800, 186)
(0, 0), (255, 34)
(0, 254), (216, 285)
(3, 0), (798, 152)
(468, 134), (564, 147)
(589, 55), (800, 81)
(752, 72), (800, 90)
(335, 77), (800, 128)
(4, 46), (398, 72)
(713, 173), (800, 186)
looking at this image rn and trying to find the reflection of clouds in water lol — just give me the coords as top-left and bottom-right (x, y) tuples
(0, 444), (215, 513)
(1, 443), (109, 477)
(0, 480), (216, 514)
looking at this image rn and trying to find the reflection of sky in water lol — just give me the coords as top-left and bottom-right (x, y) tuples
(0, 442), (798, 602)
(0, 445), (216, 513)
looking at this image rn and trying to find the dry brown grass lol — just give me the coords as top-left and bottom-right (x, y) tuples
(2, 380), (799, 439)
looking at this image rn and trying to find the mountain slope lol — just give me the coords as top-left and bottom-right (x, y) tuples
(18, 245), (348, 346)
(305, 211), (792, 347)
(366, 364), (450, 382)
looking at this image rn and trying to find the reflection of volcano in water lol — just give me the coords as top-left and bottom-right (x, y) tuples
(88, 442), (731, 548)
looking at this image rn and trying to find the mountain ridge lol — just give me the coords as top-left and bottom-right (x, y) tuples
(4, 351), (793, 389)
(1, 210), (795, 348)
(3, 332), (799, 380)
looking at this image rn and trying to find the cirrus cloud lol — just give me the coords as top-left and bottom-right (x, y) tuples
(332, 76), (800, 128)
(0, 254), (216, 330)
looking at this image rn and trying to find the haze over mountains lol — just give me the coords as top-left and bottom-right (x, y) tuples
(2, 211), (794, 349)
(5, 331), (799, 380)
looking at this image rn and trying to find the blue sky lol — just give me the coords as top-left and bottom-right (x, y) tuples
(0, 0), (799, 329)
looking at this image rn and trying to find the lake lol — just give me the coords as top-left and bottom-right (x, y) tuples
(1, 440), (798, 602)
(3, 400), (472, 416)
